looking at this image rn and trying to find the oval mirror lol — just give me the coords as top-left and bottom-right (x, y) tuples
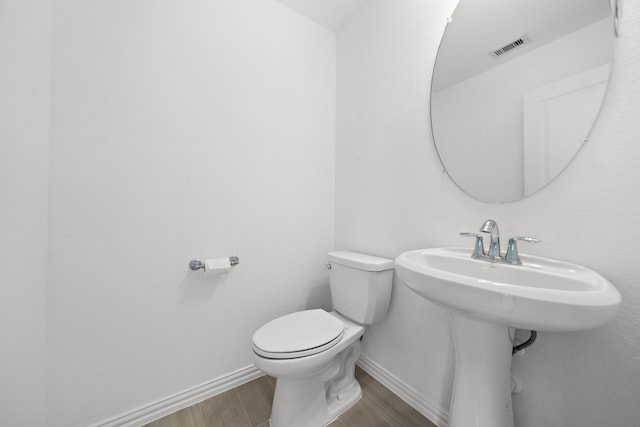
(431, 0), (614, 203)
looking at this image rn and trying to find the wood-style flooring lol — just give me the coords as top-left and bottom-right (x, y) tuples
(143, 366), (437, 427)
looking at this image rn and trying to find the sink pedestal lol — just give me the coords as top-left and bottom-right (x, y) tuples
(449, 312), (514, 427)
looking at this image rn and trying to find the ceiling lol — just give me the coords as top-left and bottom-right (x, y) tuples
(275, 0), (368, 32)
(274, 0), (611, 89)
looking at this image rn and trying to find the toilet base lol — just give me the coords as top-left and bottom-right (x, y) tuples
(268, 338), (363, 427)
(325, 378), (361, 425)
(269, 377), (361, 427)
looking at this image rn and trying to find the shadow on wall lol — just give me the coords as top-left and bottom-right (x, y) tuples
(180, 269), (231, 303)
(304, 278), (333, 311)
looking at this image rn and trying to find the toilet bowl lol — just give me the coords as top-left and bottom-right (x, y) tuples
(251, 251), (394, 427)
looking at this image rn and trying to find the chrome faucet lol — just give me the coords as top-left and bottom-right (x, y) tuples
(460, 220), (540, 265)
(480, 219), (500, 261)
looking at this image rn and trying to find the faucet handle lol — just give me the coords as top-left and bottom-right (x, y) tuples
(505, 237), (541, 265)
(460, 232), (485, 259)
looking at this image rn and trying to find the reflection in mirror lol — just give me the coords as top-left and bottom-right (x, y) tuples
(431, 0), (613, 203)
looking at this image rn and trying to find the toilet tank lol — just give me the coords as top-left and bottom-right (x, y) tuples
(327, 251), (394, 325)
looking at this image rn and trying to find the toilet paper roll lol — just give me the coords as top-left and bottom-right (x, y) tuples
(203, 257), (231, 276)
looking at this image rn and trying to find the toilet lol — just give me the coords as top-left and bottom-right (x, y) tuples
(251, 251), (394, 427)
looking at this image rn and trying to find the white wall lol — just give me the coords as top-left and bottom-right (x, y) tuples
(0, 0), (51, 425)
(47, 1), (335, 425)
(432, 18), (612, 202)
(337, 0), (640, 426)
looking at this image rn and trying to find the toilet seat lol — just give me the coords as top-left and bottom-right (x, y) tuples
(252, 309), (345, 359)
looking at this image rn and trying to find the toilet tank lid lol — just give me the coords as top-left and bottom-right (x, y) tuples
(328, 251), (394, 272)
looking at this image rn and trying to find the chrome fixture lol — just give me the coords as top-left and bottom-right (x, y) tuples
(505, 237), (540, 265)
(460, 220), (540, 265)
(480, 219), (501, 260)
(189, 256), (240, 271)
(459, 232), (484, 259)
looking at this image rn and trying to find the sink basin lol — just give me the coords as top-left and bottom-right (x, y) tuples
(395, 247), (620, 331)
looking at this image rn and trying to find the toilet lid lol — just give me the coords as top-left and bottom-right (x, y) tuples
(252, 309), (345, 359)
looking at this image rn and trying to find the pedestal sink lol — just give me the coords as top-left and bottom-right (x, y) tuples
(395, 247), (621, 427)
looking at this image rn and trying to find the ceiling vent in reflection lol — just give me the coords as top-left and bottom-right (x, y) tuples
(489, 35), (532, 59)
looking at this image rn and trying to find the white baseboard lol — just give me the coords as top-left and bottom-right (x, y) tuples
(357, 355), (450, 427)
(91, 364), (263, 427)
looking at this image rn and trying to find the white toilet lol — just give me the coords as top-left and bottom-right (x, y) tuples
(251, 251), (394, 427)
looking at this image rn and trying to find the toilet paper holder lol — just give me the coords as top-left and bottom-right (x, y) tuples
(189, 256), (239, 271)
